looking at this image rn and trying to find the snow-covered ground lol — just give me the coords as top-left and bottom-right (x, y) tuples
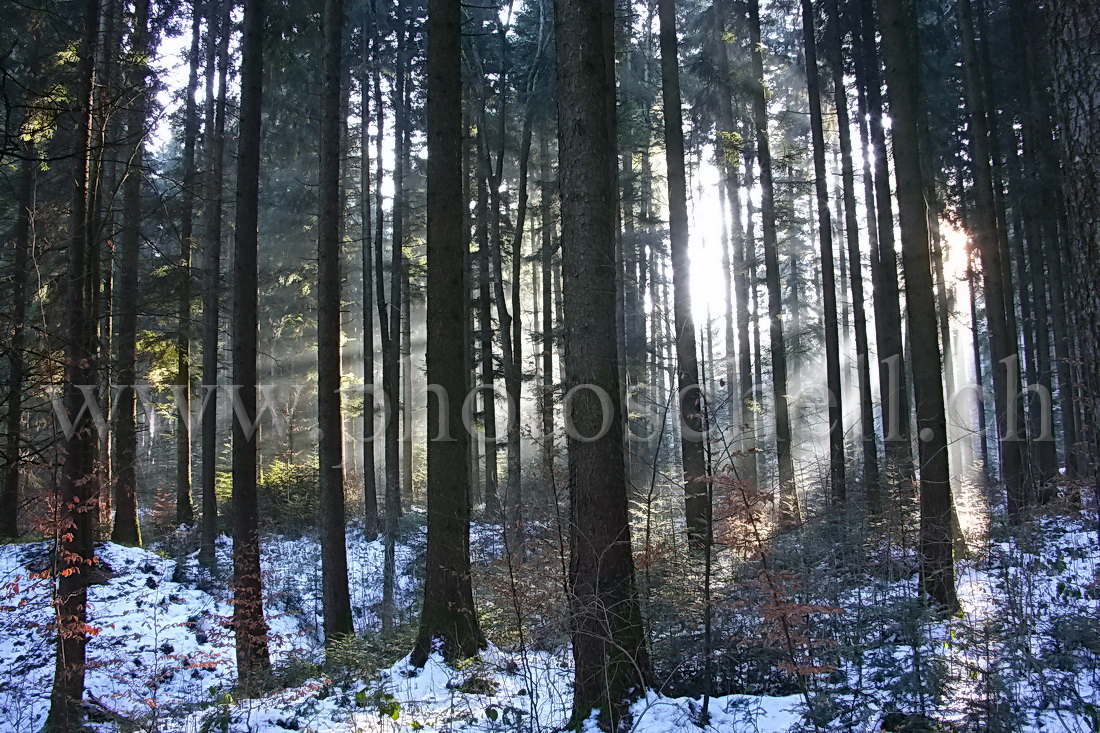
(0, 514), (1096, 732)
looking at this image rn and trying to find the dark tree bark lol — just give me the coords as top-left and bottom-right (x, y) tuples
(713, 4), (757, 489)
(476, 129), (499, 514)
(1048, 0), (1100, 480)
(826, 0), (879, 488)
(504, 108), (534, 530)
(48, 0), (100, 728)
(175, 0), (202, 526)
(199, 0), (230, 568)
(854, 52), (885, 509)
(377, 1), (405, 633)
(381, 0), (406, 523)
(397, 19), (414, 509)
(317, 0), (353, 647)
(540, 131), (556, 477)
(748, 0), (798, 527)
(554, 0), (651, 725)
(958, 0), (1028, 520)
(231, 0), (272, 686)
(657, 0), (708, 549)
(858, 0), (914, 482)
(481, 81), (522, 523)
(877, 0), (958, 610)
(359, 2), (378, 538)
(371, 0), (392, 531)
(110, 0), (151, 549)
(2, 115), (36, 539)
(1004, 0), (1061, 488)
(400, 248), (413, 506)
(411, 0), (486, 665)
(89, 0), (119, 527)
(801, 0), (846, 501)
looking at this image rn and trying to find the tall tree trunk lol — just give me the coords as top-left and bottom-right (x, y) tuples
(377, 119), (398, 634)
(540, 131), (555, 477)
(371, 0), (395, 553)
(658, 0), (707, 549)
(748, 0), (798, 527)
(801, 0), (846, 501)
(2, 112), (36, 538)
(482, 70), (522, 522)
(476, 130), (499, 514)
(826, 0), (878, 487)
(858, 0), (914, 483)
(1048, 0), (1100, 483)
(958, 0), (1028, 519)
(48, 0), (100, 728)
(199, 0), (230, 568)
(745, 148), (769, 489)
(400, 249), (413, 505)
(412, 0), (486, 663)
(713, 4), (756, 488)
(231, 0), (272, 685)
(877, 0), (958, 611)
(464, 124), (482, 505)
(964, 220), (992, 481)
(318, 0), (353, 647)
(482, 55), (517, 518)
(384, 1), (406, 522)
(176, 0), (202, 525)
(90, 0), (118, 526)
(360, 6), (378, 538)
(504, 112), (533, 529)
(555, 0), (651, 725)
(1006, 0), (1060, 488)
(110, 0), (150, 549)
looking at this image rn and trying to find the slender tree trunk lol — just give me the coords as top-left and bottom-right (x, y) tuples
(713, 4), (757, 488)
(199, 0), (230, 568)
(657, 0), (707, 549)
(2, 127), (35, 539)
(318, 0), (353, 647)
(959, 0), (1028, 519)
(504, 111), (533, 529)
(175, 0), (202, 525)
(748, 0), (798, 527)
(412, 0), (486, 663)
(540, 132), (555, 477)
(745, 148), (768, 489)
(384, 2), (406, 523)
(476, 129), (499, 514)
(48, 0), (99, 728)
(400, 249), (413, 505)
(360, 7), (378, 538)
(826, 0), (878, 487)
(464, 124), (482, 505)
(1006, 0), (1060, 488)
(858, 0), (914, 483)
(801, 0), (846, 501)
(555, 0), (651, 724)
(877, 0), (958, 611)
(110, 0), (150, 549)
(89, 0), (116, 525)
(371, 0), (394, 549)
(231, 0), (271, 685)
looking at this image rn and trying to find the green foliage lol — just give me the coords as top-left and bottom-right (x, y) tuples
(260, 457), (320, 528)
(135, 330), (183, 388)
(717, 130), (744, 169)
(215, 458), (321, 530)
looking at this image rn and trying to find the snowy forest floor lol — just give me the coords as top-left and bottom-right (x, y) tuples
(0, 501), (1097, 732)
